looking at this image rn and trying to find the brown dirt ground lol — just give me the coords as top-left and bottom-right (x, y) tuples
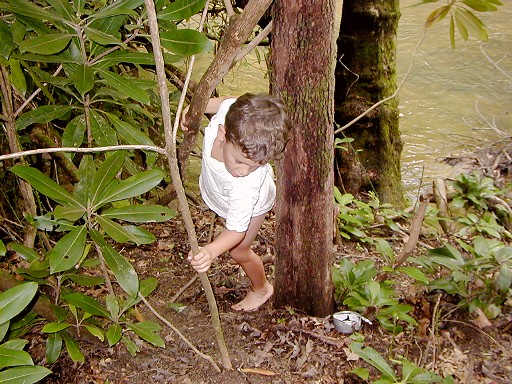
(24, 203), (511, 384)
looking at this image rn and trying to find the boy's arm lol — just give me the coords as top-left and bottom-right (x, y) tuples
(181, 96), (235, 131)
(188, 229), (245, 273)
(203, 96), (234, 114)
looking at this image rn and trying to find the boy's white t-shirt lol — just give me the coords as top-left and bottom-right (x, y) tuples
(199, 98), (276, 232)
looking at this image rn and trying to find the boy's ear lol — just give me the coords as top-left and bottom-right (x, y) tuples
(217, 124), (226, 142)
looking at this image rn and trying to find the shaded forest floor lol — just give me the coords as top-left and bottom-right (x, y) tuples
(12, 137), (512, 383)
(28, 206), (511, 384)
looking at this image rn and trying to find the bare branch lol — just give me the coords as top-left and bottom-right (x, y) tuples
(0, 145), (168, 162)
(233, 21), (272, 64)
(335, 29), (427, 134)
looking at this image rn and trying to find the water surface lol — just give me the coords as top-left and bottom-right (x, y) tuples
(191, 1), (512, 195)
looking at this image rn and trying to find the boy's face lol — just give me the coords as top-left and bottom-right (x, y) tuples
(222, 140), (261, 178)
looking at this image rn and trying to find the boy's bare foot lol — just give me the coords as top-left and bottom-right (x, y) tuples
(231, 282), (273, 312)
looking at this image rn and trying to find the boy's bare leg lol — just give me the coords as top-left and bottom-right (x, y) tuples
(229, 214), (273, 311)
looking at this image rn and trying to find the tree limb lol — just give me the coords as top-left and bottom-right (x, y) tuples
(144, 0), (232, 370)
(177, 0), (273, 177)
(394, 193), (431, 267)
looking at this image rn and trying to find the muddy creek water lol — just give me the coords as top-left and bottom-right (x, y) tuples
(192, 1), (512, 198)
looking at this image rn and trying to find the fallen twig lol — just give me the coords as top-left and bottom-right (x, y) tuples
(290, 327), (347, 348)
(139, 294), (221, 372)
(394, 193), (431, 267)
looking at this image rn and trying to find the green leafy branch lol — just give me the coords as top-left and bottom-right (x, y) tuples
(419, 0), (503, 47)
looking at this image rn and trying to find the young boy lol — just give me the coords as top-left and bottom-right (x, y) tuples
(186, 93), (290, 311)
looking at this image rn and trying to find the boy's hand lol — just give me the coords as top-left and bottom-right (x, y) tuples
(180, 105), (190, 132)
(187, 247), (212, 273)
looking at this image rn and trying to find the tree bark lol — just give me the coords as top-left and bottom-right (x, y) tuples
(271, 0), (335, 316)
(334, 0), (404, 207)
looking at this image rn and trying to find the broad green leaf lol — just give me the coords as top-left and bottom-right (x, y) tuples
(121, 278), (158, 312)
(95, 215), (141, 244)
(119, 225), (156, 245)
(450, 15), (456, 49)
(409, 371), (444, 383)
(89, 109), (117, 147)
(102, 205), (176, 223)
(122, 336), (138, 357)
(15, 105), (73, 131)
(99, 51), (156, 65)
(99, 50), (184, 66)
(10, 20), (25, 45)
(84, 26), (125, 47)
(0, 322), (10, 342)
(105, 295), (120, 319)
(12, 52), (76, 64)
(74, 155), (95, 203)
(128, 321), (165, 348)
(160, 29), (212, 56)
(54, 205), (86, 222)
(401, 359), (422, 381)
(105, 112), (156, 165)
(0, 347), (33, 369)
(368, 281), (381, 301)
(65, 273), (104, 287)
(48, 225), (87, 273)
(62, 333), (84, 363)
(47, 0), (75, 21)
(453, 8), (469, 40)
(106, 323), (122, 346)
(89, 14), (125, 37)
(19, 33), (73, 55)
(375, 239), (395, 262)
(41, 322), (71, 333)
(350, 342), (397, 380)
(455, 7), (488, 41)
(462, 0), (502, 12)
(95, 168), (164, 206)
(425, 5), (450, 28)
(89, 0), (144, 20)
(90, 151), (124, 206)
(497, 264), (512, 292)
(0, 283), (38, 324)
(62, 115), (86, 154)
(84, 325), (104, 341)
(8, 243), (39, 262)
(32, 214), (75, 232)
(89, 229), (107, 246)
(98, 69), (149, 104)
(101, 244), (139, 297)
(0, 22), (15, 58)
(399, 266), (430, 284)
(350, 367), (370, 380)
(104, 112), (156, 165)
(0, 0), (64, 22)
(0, 366), (52, 384)
(71, 64), (94, 95)
(1, 340), (28, 351)
(45, 333), (62, 364)
(63, 292), (109, 317)
(73, 0), (86, 14)
(157, 0), (207, 21)
(7, 58), (26, 96)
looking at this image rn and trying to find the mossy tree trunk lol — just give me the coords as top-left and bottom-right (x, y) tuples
(271, 0), (336, 316)
(334, 0), (404, 207)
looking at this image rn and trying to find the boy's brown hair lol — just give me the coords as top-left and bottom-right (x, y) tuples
(225, 93), (291, 164)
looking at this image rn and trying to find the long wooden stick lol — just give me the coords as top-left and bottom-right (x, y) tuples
(144, 0), (232, 370)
